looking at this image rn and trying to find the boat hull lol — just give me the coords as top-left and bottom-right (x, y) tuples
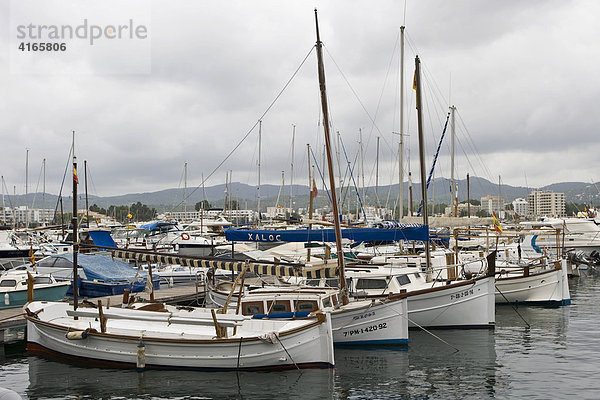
(495, 262), (571, 305)
(331, 297), (409, 345)
(26, 301), (334, 371)
(0, 284), (69, 310)
(406, 277), (495, 329)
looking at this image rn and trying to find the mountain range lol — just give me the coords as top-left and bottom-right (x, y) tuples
(4, 177), (599, 212)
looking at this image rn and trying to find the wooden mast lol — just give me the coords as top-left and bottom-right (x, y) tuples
(414, 56), (432, 277)
(72, 131), (79, 312)
(314, 9), (347, 304)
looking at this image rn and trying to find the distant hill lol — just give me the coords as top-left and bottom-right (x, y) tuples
(3, 178), (599, 212)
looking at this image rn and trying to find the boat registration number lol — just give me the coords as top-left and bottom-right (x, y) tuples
(451, 288), (474, 300)
(342, 323), (387, 337)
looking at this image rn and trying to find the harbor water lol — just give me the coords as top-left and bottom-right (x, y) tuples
(1, 270), (599, 399)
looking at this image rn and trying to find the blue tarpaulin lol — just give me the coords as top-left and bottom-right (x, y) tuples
(88, 230), (118, 250)
(52, 253), (141, 282)
(225, 225), (429, 243)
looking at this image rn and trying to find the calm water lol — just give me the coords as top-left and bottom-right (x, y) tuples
(1, 271), (599, 399)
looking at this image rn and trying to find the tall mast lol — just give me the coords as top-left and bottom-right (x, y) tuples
(25, 148), (29, 228)
(290, 124), (295, 210)
(184, 161), (188, 219)
(257, 120), (262, 220)
(1, 176), (5, 226)
(42, 158), (46, 224)
(376, 136), (380, 216)
(84, 160), (90, 228)
(307, 144), (314, 262)
(415, 56), (431, 276)
(450, 105), (457, 217)
(399, 25), (405, 220)
(314, 9), (347, 303)
(71, 130), (79, 312)
(359, 128), (365, 208)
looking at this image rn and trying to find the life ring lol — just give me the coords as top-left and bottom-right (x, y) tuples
(181, 233), (190, 240)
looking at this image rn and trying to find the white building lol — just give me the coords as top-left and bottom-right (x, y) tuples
(512, 198), (528, 217)
(1, 206), (56, 226)
(480, 195), (505, 218)
(527, 191), (565, 218)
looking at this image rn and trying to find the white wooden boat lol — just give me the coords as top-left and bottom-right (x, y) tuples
(213, 285), (410, 345)
(25, 300), (334, 371)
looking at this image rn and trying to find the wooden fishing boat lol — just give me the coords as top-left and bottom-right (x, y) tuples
(25, 300), (334, 370)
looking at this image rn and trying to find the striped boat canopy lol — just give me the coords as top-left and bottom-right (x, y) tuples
(110, 249), (339, 279)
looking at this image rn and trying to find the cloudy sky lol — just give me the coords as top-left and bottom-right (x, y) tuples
(1, 0), (599, 201)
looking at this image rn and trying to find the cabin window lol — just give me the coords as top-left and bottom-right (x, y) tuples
(396, 275), (411, 286)
(306, 279), (320, 287)
(322, 296), (332, 307)
(0, 279), (17, 287)
(296, 300), (318, 312)
(332, 294), (339, 306)
(34, 277), (52, 285)
(356, 278), (388, 290)
(241, 301), (264, 316)
(325, 278), (339, 288)
(267, 300), (290, 313)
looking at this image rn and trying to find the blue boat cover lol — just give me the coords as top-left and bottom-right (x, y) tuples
(51, 253), (141, 282)
(88, 230), (118, 250)
(225, 225), (429, 243)
(139, 221), (178, 231)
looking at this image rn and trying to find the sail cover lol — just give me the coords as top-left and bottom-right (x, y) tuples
(111, 249), (338, 278)
(224, 225), (429, 243)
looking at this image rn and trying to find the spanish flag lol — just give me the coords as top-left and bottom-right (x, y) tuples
(413, 70), (417, 90)
(492, 212), (503, 234)
(127, 213), (133, 219)
(312, 178), (318, 199)
(73, 167), (79, 184)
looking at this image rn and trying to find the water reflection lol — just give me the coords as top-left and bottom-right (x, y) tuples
(27, 355), (335, 399)
(334, 330), (497, 399)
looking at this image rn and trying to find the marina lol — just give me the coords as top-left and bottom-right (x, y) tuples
(0, 270), (599, 398)
(3, 1), (600, 398)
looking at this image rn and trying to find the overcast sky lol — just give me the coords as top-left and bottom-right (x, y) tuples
(1, 0), (599, 201)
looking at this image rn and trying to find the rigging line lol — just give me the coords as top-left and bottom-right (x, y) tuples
(309, 147), (333, 205)
(455, 109), (493, 180)
(168, 45), (316, 213)
(51, 144), (73, 224)
(417, 112), (451, 215)
(322, 46), (393, 153)
(31, 161), (44, 209)
(340, 136), (368, 223)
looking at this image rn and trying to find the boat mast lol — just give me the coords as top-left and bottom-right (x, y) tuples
(42, 158), (46, 224)
(399, 26), (405, 220)
(25, 148), (29, 228)
(84, 160), (90, 228)
(307, 144), (313, 262)
(184, 161), (188, 219)
(376, 136), (380, 216)
(450, 105), (458, 217)
(314, 9), (347, 303)
(72, 131), (79, 312)
(290, 124), (295, 210)
(415, 56), (431, 276)
(257, 120), (262, 221)
(1, 176), (5, 226)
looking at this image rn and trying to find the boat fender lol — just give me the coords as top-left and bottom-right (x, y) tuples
(4, 293), (9, 306)
(136, 340), (146, 371)
(66, 330), (89, 340)
(181, 233), (190, 240)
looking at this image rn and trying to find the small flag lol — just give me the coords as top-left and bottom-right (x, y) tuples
(29, 247), (35, 264)
(412, 70), (417, 90)
(312, 179), (318, 199)
(73, 167), (79, 184)
(492, 212), (503, 234)
(127, 213), (133, 219)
